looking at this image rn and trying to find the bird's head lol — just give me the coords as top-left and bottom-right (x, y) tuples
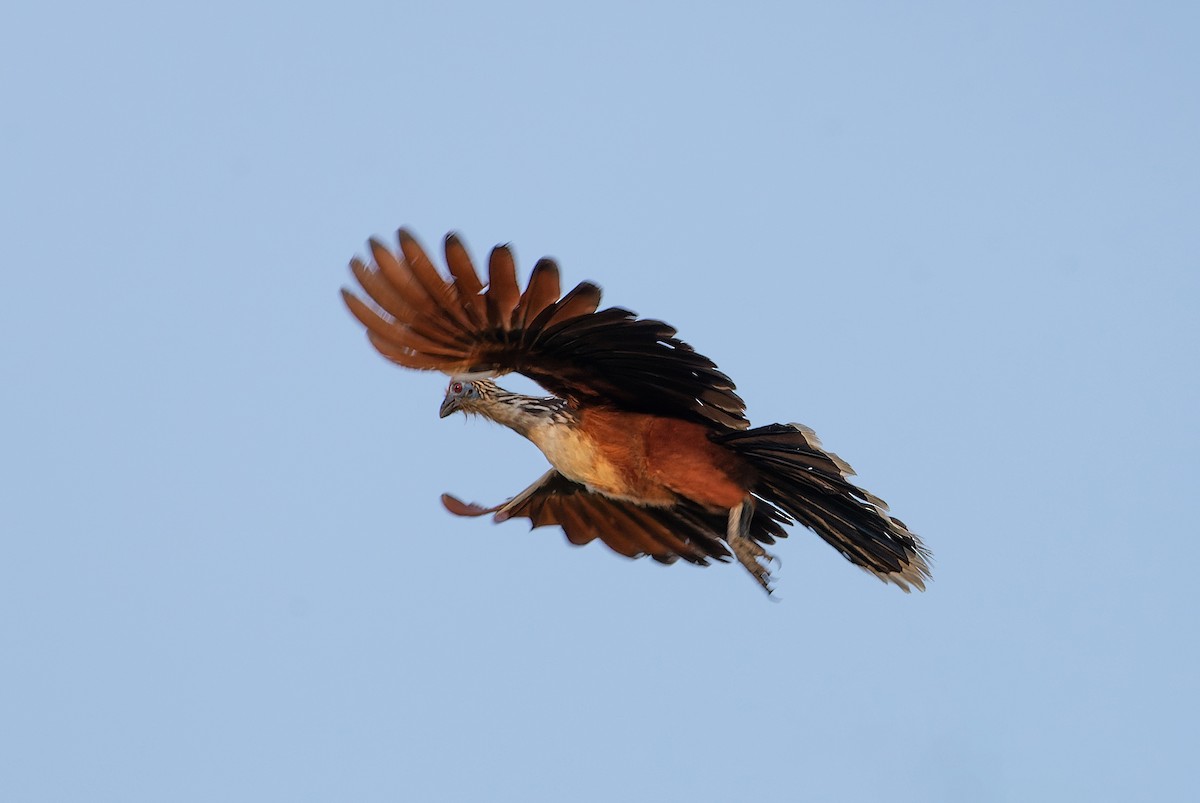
(439, 378), (499, 419)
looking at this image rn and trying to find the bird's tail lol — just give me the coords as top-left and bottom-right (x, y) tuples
(714, 423), (932, 591)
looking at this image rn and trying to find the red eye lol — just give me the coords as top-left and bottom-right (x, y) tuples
(451, 381), (464, 394)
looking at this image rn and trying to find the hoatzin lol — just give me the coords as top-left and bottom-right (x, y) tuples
(342, 229), (931, 594)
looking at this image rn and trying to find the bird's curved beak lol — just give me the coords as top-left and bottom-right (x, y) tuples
(439, 395), (460, 419)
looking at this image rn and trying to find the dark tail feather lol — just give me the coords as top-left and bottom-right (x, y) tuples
(714, 423), (932, 591)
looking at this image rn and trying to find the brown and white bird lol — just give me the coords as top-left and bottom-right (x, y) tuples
(342, 229), (931, 593)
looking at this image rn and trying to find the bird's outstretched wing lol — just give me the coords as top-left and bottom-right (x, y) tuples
(341, 229), (748, 429)
(441, 470), (790, 577)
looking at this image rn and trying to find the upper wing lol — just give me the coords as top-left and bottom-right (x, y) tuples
(441, 470), (790, 571)
(341, 229), (748, 430)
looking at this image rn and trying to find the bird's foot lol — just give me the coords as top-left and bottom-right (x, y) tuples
(728, 500), (776, 594)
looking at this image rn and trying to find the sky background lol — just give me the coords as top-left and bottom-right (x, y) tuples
(2, 1), (1197, 801)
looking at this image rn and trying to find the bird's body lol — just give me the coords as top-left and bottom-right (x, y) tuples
(487, 396), (751, 510)
(343, 229), (931, 594)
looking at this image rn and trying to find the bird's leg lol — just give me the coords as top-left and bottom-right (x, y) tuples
(727, 497), (774, 593)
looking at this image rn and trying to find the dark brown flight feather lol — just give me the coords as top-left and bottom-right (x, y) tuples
(342, 229), (748, 429)
(441, 470), (790, 568)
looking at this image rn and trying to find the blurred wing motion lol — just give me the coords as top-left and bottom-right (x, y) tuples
(441, 470), (790, 569)
(341, 229), (747, 429)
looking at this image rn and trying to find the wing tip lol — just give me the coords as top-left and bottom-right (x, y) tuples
(441, 492), (499, 517)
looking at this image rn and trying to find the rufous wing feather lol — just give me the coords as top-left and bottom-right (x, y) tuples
(439, 471), (787, 570)
(442, 233), (488, 326)
(485, 244), (521, 332)
(342, 229), (749, 429)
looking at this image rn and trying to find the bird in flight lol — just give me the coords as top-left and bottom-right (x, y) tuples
(341, 229), (931, 594)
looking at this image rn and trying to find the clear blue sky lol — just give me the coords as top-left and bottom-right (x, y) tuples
(2, 2), (1197, 801)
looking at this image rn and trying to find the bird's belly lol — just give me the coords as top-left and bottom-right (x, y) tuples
(528, 424), (668, 505)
